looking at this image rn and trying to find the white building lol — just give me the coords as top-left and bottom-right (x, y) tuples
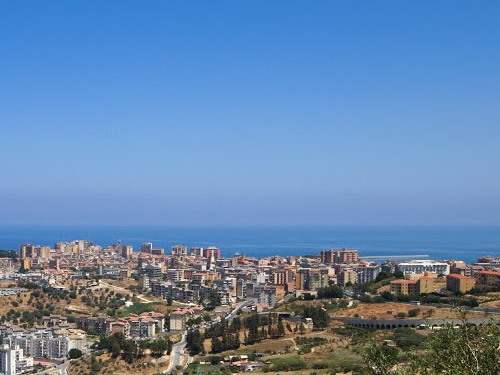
(397, 260), (450, 276)
(0, 345), (33, 375)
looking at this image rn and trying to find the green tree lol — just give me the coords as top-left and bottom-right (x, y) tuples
(211, 337), (222, 354)
(363, 343), (399, 375)
(68, 348), (83, 359)
(277, 316), (285, 337)
(364, 321), (500, 375)
(111, 341), (121, 358)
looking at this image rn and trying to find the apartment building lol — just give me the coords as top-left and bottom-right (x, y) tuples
(320, 249), (358, 264)
(172, 246), (187, 256)
(390, 279), (418, 295)
(447, 274), (476, 293)
(0, 345), (33, 375)
(397, 260), (450, 276)
(389, 276), (434, 295)
(337, 269), (357, 286)
(475, 270), (500, 287)
(295, 268), (329, 291)
(203, 247), (221, 260)
(169, 306), (204, 331)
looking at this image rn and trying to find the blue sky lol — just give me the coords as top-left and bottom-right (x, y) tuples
(1, 1), (499, 225)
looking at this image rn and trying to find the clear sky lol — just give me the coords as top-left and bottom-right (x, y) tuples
(1, 1), (499, 226)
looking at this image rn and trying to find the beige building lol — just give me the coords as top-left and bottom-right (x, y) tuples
(475, 270), (500, 287)
(390, 277), (434, 295)
(295, 268), (329, 290)
(446, 274), (476, 293)
(390, 279), (418, 295)
(338, 269), (357, 286)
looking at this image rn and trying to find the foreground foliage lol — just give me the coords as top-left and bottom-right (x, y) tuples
(363, 321), (500, 375)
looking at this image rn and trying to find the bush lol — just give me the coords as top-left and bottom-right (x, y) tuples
(68, 348), (83, 359)
(408, 308), (420, 317)
(268, 356), (307, 372)
(391, 328), (426, 349)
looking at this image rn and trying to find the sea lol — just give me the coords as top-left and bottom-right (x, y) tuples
(0, 225), (499, 264)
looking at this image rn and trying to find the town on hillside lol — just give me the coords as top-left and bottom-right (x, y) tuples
(0, 242), (498, 375)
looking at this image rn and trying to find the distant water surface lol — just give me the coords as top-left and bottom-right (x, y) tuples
(0, 225), (498, 264)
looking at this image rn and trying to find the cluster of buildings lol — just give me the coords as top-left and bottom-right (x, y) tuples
(0, 239), (497, 375)
(76, 311), (166, 339)
(0, 317), (87, 375)
(389, 259), (500, 296)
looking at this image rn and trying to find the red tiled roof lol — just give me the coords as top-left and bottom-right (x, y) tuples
(477, 270), (500, 276)
(447, 274), (474, 279)
(390, 279), (417, 284)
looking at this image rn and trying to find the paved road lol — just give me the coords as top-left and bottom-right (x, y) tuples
(225, 300), (253, 321)
(36, 360), (70, 375)
(164, 300), (252, 374)
(164, 333), (187, 374)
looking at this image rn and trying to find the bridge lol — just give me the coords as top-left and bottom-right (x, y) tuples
(334, 316), (500, 330)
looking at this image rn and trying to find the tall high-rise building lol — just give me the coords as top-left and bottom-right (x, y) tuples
(38, 246), (50, 259)
(189, 247), (203, 257)
(19, 244), (35, 259)
(122, 245), (133, 259)
(203, 247), (221, 260)
(320, 249), (358, 264)
(172, 245), (187, 256)
(141, 243), (153, 253)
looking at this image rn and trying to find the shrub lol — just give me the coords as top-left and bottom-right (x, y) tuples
(268, 356), (307, 372)
(68, 348), (83, 359)
(408, 308), (420, 317)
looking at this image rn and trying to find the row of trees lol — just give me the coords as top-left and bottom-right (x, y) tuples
(187, 313), (290, 355)
(96, 332), (172, 363)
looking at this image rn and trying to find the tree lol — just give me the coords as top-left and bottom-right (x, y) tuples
(186, 329), (204, 355)
(302, 306), (329, 329)
(363, 343), (399, 375)
(363, 321), (500, 375)
(298, 322), (306, 334)
(207, 289), (221, 307)
(375, 270), (393, 282)
(408, 308), (420, 317)
(394, 271), (405, 279)
(211, 337), (222, 354)
(111, 341), (121, 358)
(277, 316), (285, 337)
(317, 285), (343, 299)
(68, 348), (83, 359)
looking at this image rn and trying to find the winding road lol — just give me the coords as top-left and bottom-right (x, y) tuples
(164, 333), (187, 374)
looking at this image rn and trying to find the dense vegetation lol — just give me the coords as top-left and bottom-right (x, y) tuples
(363, 321), (500, 375)
(316, 284), (344, 299)
(302, 305), (329, 329)
(0, 250), (18, 259)
(95, 332), (172, 363)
